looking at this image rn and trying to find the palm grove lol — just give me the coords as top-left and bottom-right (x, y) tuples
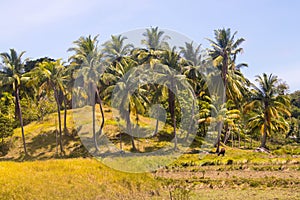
(0, 27), (297, 156)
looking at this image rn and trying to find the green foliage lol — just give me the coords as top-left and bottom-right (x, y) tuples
(0, 113), (13, 140)
(19, 96), (57, 125)
(245, 73), (291, 148)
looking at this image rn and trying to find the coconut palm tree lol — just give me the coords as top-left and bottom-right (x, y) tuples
(68, 35), (105, 152)
(156, 48), (195, 149)
(28, 60), (68, 154)
(207, 28), (245, 77)
(103, 54), (150, 151)
(207, 29), (249, 152)
(245, 73), (290, 148)
(141, 27), (170, 50)
(207, 28), (248, 101)
(180, 42), (206, 92)
(112, 66), (149, 151)
(179, 42), (203, 67)
(0, 49), (28, 155)
(102, 35), (134, 62)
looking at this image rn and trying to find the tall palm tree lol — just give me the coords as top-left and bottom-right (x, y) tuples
(207, 28), (249, 152)
(141, 27), (170, 50)
(245, 73), (290, 148)
(0, 49), (28, 155)
(112, 66), (149, 151)
(68, 35), (105, 152)
(157, 48), (194, 149)
(28, 60), (68, 154)
(103, 54), (150, 151)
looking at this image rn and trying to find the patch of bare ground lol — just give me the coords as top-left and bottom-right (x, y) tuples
(155, 166), (300, 180)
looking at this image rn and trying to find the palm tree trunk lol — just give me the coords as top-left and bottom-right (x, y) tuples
(185, 99), (195, 142)
(260, 124), (268, 148)
(168, 87), (177, 150)
(215, 55), (227, 153)
(231, 132), (234, 147)
(55, 129), (58, 155)
(54, 89), (64, 154)
(135, 108), (140, 150)
(260, 109), (269, 148)
(216, 121), (222, 153)
(63, 95), (68, 135)
(153, 119), (159, 136)
(127, 104), (136, 151)
(97, 91), (105, 139)
(15, 88), (27, 155)
(222, 53), (228, 98)
(223, 126), (231, 144)
(1, 134), (4, 153)
(92, 103), (100, 152)
(238, 131), (241, 148)
(173, 115), (177, 150)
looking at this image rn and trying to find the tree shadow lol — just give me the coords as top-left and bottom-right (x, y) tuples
(0, 129), (91, 161)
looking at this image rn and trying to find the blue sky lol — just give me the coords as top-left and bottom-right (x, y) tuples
(1, 0), (300, 91)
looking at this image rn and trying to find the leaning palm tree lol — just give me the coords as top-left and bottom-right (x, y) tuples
(0, 49), (28, 155)
(245, 73), (290, 149)
(68, 35), (105, 152)
(28, 60), (68, 154)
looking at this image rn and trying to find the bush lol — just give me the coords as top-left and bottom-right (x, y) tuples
(0, 113), (13, 153)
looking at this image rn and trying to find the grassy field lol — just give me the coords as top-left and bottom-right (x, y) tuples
(0, 158), (162, 200)
(1, 107), (300, 199)
(0, 156), (299, 200)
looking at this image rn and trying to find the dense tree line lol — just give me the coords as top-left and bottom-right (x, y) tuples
(0, 27), (296, 156)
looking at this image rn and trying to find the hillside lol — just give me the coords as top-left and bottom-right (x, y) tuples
(1, 105), (173, 160)
(1, 106), (300, 199)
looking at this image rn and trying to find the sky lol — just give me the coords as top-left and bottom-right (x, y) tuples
(1, 0), (300, 91)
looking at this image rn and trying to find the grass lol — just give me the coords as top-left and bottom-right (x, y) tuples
(0, 158), (162, 200)
(1, 105), (300, 199)
(191, 188), (300, 200)
(1, 157), (299, 200)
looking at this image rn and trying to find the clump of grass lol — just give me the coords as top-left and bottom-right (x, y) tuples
(163, 179), (195, 200)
